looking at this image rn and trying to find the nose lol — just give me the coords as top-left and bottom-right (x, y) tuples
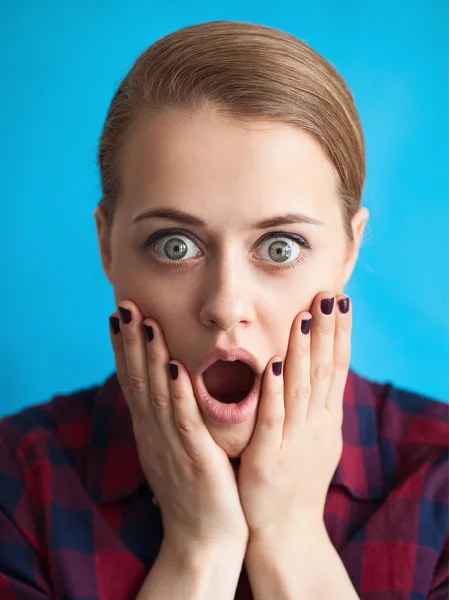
(198, 255), (255, 332)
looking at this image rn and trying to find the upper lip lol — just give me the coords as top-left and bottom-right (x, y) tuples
(194, 346), (261, 379)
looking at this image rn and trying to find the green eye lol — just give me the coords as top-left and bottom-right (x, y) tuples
(144, 228), (312, 272)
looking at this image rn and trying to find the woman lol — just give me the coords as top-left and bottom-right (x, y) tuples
(0, 20), (447, 600)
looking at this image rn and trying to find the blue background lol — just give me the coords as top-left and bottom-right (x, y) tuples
(1, 1), (448, 418)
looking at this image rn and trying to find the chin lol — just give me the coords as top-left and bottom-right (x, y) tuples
(206, 419), (256, 458)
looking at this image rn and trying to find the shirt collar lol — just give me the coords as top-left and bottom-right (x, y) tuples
(84, 369), (386, 505)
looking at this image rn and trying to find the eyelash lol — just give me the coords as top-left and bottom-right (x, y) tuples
(143, 228), (313, 272)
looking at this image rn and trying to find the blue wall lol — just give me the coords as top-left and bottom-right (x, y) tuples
(1, 0), (448, 418)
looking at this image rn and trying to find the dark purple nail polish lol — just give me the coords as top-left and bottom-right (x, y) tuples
(109, 316), (120, 335)
(337, 297), (350, 314)
(118, 306), (132, 324)
(272, 361), (282, 376)
(301, 318), (312, 334)
(169, 363), (178, 380)
(320, 297), (335, 315)
(144, 324), (154, 342)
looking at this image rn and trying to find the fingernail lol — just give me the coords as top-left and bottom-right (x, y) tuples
(337, 297), (350, 314)
(320, 297), (335, 315)
(301, 318), (312, 334)
(118, 306), (132, 324)
(169, 363), (178, 380)
(109, 316), (120, 335)
(144, 324), (154, 342)
(272, 361), (282, 376)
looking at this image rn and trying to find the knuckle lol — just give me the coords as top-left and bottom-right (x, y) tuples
(170, 389), (184, 404)
(119, 327), (135, 343)
(263, 412), (284, 428)
(334, 353), (350, 371)
(175, 416), (195, 437)
(292, 384), (312, 403)
(318, 321), (334, 335)
(271, 388), (284, 398)
(313, 362), (333, 380)
(190, 459), (209, 479)
(150, 391), (167, 410)
(147, 353), (161, 368)
(128, 372), (147, 395)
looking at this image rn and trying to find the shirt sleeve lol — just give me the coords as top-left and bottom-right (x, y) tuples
(0, 440), (53, 599)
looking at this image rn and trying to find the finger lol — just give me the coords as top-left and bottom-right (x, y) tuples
(248, 356), (285, 460)
(327, 295), (352, 421)
(144, 318), (217, 463)
(109, 311), (138, 413)
(117, 302), (152, 416)
(109, 313), (131, 399)
(142, 316), (181, 439)
(283, 311), (312, 436)
(167, 359), (226, 465)
(308, 292), (336, 417)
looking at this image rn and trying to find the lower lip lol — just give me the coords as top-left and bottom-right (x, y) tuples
(195, 373), (261, 424)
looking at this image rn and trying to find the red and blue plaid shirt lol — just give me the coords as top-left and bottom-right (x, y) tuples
(0, 369), (448, 599)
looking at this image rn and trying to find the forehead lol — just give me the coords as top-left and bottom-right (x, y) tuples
(119, 110), (340, 228)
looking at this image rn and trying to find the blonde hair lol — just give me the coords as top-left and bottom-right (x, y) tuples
(97, 20), (365, 243)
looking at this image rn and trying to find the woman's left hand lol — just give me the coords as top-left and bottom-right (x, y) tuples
(238, 291), (351, 543)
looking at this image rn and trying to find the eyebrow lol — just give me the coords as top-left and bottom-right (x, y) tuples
(130, 207), (325, 229)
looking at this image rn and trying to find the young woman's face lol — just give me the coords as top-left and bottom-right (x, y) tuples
(95, 109), (368, 457)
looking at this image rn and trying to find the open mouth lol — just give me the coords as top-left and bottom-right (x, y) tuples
(202, 360), (255, 404)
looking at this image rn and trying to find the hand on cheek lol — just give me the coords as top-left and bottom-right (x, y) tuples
(108, 301), (249, 548)
(238, 290), (351, 543)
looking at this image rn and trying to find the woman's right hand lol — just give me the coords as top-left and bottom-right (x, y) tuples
(108, 300), (249, 552)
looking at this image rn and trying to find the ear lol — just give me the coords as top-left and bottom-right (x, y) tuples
(93, 206), (113, 284)
(342, 206), (369, 286)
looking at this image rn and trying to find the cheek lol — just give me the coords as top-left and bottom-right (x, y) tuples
(109, 241), (177, 308)
(300, 250), (345, 293)
(258, 260), (341, 330)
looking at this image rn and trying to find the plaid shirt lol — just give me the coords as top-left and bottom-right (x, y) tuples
(0, 369), (448, 600)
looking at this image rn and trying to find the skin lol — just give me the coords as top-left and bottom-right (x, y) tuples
(94, 108), (369, 459)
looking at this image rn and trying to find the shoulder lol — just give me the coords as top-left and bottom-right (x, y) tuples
(0, 380), (100, 457)
(344, 368), (448, 503)
(345, 370), (449, 594)
(0, 371), (139, 507)
(0, 379), (104, 574)
(336, 370), (448, 503)
(348, 367), (448, 448)
(0, 377), (108, 508)
(348, 368), (448, 518)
